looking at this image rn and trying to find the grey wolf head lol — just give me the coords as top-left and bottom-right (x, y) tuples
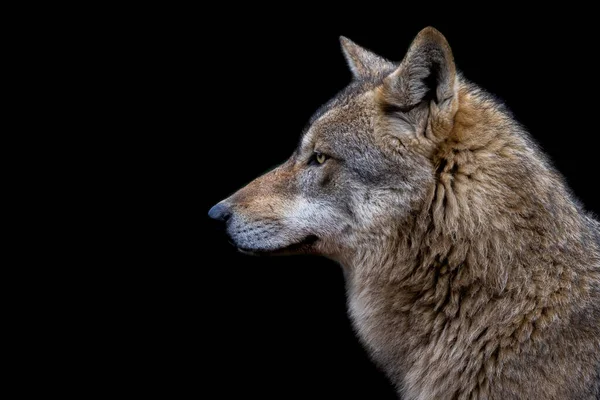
(208, 27), (458, 263)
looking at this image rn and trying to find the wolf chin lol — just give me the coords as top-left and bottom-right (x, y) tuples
(209, 28), (600, 399)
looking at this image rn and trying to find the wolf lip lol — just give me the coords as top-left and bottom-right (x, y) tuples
(237, 235), (319, 255)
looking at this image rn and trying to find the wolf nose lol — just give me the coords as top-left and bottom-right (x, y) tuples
(208, 202), (231, 222)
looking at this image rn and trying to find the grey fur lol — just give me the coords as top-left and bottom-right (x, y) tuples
(209, 27), (600, 399)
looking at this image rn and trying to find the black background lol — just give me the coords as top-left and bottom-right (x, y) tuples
(193, 12), (600, 400)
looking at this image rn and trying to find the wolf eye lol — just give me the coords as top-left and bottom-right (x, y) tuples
(310, 152), (329, 166)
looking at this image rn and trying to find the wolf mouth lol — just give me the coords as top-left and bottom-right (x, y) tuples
(237, 235), (319, 255)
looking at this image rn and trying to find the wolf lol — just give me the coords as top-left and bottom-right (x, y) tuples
(208, 27), (600, 399)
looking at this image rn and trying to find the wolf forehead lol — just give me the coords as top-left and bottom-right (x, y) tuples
(309, 76), (387, 122)
(309, 56), (400, 119)
(301, 80), (390, 151)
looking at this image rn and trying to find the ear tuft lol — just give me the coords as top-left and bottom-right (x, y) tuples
(381, 27), (456, 109)
(377, 27), (459, 139)
(340, 36), (394, 80)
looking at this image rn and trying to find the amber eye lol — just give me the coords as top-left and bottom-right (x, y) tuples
(310, 152), (329, 166)
(316, 152), (327, 164)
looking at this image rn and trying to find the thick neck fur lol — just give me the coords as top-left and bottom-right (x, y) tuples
(345, 79), (600, 399)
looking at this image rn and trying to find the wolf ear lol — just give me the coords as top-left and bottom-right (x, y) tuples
(340, 36), (394, 79)
(379, 27), (458, 132)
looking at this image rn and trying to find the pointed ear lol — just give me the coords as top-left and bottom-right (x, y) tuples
(340, 36), (395, 79)
(379, 27), (458, 126)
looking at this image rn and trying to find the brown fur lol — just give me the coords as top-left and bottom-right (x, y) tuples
(209, 28), (600, 399)
(350, 78), (600, 399)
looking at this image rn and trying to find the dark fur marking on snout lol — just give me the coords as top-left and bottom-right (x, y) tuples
(321, 173), (332, 187)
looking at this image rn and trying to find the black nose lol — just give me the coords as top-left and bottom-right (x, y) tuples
(208, 202), (231, 222)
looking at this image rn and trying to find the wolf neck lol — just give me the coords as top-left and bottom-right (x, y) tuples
(344, 80), (598, 393)
(350, 80), (588, 291)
